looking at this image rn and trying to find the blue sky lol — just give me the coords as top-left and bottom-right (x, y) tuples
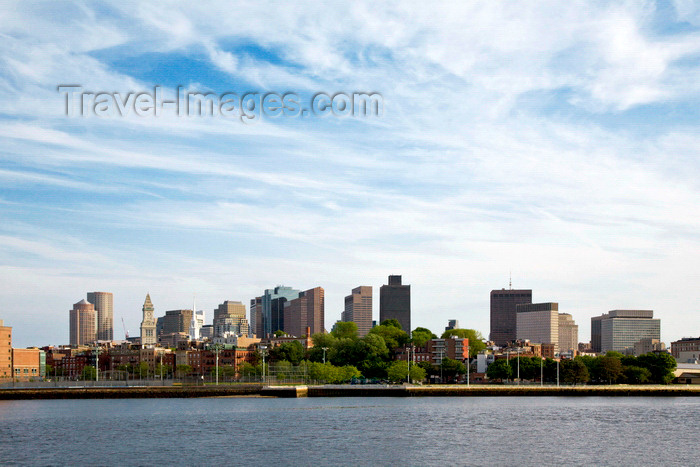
(1, 1), (699, 348)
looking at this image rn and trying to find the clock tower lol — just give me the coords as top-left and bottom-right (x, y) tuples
(140, 294), (157, 346)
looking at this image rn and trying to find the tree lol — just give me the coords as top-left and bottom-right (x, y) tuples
(562, 359), (589, 385)
(411, 327), (437, 347)
(409, 365), (427, 383)
(368, 323), (409, 353)
(637, 352), (676, 384)
(80, 365), (96, 381)
(598, 355), (623, 384)
(274, 330), (288, 337)
(440, 329), (486, 355)
(136, 361), (149, 378)
(386, 360), (409, 382)
(624, 365), (652, 384)
(486, 359), (512, 381)
(270, 341), (304, 365)
(332, 322), (359, 340)
(380, 319), (402, 330)
(176, 364), (192, 378)
(440, 358), (466, 383)
(155, 363), (171, 379)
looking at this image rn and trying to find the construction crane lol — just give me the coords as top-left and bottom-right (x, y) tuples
(121, 317), (129, 339)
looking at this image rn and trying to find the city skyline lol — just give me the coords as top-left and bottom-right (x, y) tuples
(2, 3), (699, 348)
(0, 276), (678, 349)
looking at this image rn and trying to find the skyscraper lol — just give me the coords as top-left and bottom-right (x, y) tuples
(140, 294), (156, 346)
(516, 302), (559, 351)
(87, 291), (113, 341)
(70, 299), (96, 346)
(213, 301), (249, 337)
(342, 286), (372, 337)
(162, 309), (193, 335)
(593, 310), (660, 354)
(379, 275), (410, 332)
(558, 313), (579, 354)
(284, 286), (325, 337)
(490, 288), (532, 347)
(261, 286), (301, 336)
(250, 296), (262, 337)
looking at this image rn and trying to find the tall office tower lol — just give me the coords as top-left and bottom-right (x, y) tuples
(140, 294), (157, 345)
(342, 286), (372, 337)
(261, 286), (301, 336)
(0, 320), (11, 380)
(516, 302), (559, 351)
(250, 296), (262, 337)
(593, 310), (660, 354)
(445, 319), (460, 332)
(190, 310), (204, 339)
(87, 292), (113, 341)
(162, 309), (193, 335)
(156, 316), (164, 338)
(284, 287), (325, 337)
(558, 313), (579, 354)
(213, 301), (249, 337)
(70, 299), (96, 346)
(379, 275), (411, 332)
(490, 288), (532, 347)
(590, 314), (602, 352)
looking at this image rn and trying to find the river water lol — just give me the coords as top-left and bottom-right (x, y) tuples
(0, 396), (696, 466)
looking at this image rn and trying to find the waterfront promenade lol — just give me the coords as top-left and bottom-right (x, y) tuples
(2, 384), (700, 399)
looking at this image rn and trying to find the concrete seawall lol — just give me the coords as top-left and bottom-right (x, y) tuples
(2, 384), (700, 400)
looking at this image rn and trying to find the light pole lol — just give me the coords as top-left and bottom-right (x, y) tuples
(540, 356), (543, 387)
(260, 345), (267, 386)
(94, 346), (100, 383)
(406, 345), (411, 384)
(517, 347), (520, 386)
(213, 344), (223, 386)
(322, 347), (328, 364)
(159, 352), (163, 383)
(556, 355), (560, 387)
(466, 345), (470, 387)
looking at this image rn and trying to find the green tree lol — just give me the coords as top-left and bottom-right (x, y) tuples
(409, 365), (427, 383)
(624, 365), (652, 384)
(368, 323), (409, 353)
(332, 322), (359, 340)
(440, 329), (486, 355)
(486, 359), (512, 381)
(155, 363), (170, 379)
(274, 330), (288, 337)
(80, 365), (96, 381)
(176, 364), (192, 378)
(308, 333), (337, 362)
(598, 355), (623, 384)
(136, 361), (149, 378)
(440, 358), (466, 383)
(237, 362), (260, 380)
(637, 352), (676, 384)
(270, 341), (305, 365)
(562, 359), (590, 385)
(386, 360), (409, 382)
(380, 319), (402, 330)
(411, 327), (437, 347)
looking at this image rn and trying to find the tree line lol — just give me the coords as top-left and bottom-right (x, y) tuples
(486, 351), (677, 385)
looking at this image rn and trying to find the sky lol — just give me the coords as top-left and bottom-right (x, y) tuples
(1, 1), (699, 348)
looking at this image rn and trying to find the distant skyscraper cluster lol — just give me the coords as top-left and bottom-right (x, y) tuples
(69, 292), (113, 346)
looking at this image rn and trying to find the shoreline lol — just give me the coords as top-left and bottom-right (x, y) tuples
(2, 384), (700, 400)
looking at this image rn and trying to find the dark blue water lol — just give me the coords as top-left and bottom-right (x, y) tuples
(0, 396), (696, 466)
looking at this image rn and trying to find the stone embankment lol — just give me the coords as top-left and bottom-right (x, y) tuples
(2, 384), (700, 400)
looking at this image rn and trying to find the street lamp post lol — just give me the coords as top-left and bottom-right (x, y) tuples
(466, 345), (470, 387)
(260, 345), (267, 386)
(322, 347), (328, 364)
(517, 347), (520, 386)
(557, 356), (560, 387)
(214, 344), (223, 386)
(540, 356), (543, 387)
